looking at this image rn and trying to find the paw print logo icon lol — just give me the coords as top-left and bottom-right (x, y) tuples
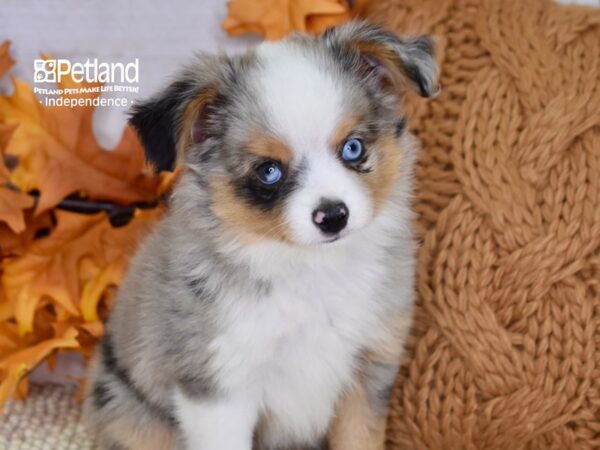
(34, 60), (56, 83)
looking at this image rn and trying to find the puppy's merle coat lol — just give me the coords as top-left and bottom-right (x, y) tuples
(83, 21), (439, 450)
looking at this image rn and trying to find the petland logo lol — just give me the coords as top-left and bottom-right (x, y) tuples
(34, 58), (139, 84)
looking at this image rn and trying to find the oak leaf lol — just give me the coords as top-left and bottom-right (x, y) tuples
(0, 42), (170, 411)
(0, 77), (166, 214)
(223, 0), (350, 39)
(2, 209), (160, 336)
(0, 41), (15, 78)
(0, 211), (53, 259)
(0, 326), (79, 409)
(0, 208), (161, 408)
(0, 124), (34, 233)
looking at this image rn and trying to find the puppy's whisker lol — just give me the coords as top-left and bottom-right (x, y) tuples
(251, 220), (289, 241)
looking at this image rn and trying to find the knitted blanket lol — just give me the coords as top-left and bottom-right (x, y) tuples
(365, 0), (600, 449)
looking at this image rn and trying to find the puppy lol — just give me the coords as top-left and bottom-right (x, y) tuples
(83, 21), (439, 450)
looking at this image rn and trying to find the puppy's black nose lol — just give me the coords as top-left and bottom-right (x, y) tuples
(312, 201), (349, 234)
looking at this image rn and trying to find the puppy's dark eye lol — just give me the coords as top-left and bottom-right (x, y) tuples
(341, 138), (364, 162)
(256, 161), (283, 185)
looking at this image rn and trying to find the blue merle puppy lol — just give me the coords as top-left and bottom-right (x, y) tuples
(83, 21), (439, 450)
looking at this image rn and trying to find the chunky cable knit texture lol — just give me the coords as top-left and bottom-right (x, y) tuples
(365, 0), (600, 448)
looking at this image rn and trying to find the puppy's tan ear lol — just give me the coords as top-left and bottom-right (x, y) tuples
(323, 21), (440, 98)
(129, 56), (226, 172)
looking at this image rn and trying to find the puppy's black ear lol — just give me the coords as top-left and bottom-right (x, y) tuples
(129, 79), (195, 172)
(323, 21), (440, 98)
(129, 57), (226, 172)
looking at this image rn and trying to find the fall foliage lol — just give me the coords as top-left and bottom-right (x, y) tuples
(222, 0), (367, 39)
(0, 41), (170, 411)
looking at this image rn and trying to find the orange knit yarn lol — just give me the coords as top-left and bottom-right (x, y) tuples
(366, 0), (600, 448)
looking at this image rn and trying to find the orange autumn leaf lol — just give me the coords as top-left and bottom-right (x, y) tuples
(0, 326), (78, 368)
(0, 123), (34, 233)
(223, 0), (350, 40)
(0, 41), (15, 79)
(3, 212), (104, 335)
(0, 291), (11, 323)
(0, 189), (33, 234)
(78, 320), (104, 339)
(0, 42), (171, 410)
(0, 210), (53, 259)
(0, 77), (166, 214)
(0, 321), (21, 355)
(0, 45), (174, 411)
(0, 124), (16, 180)
(79, 258), (124, 323)
(2, 209), (161, 336)
(0, 326), (79, 410)
(0, 207), (161, 407)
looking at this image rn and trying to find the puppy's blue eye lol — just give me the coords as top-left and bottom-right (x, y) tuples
(256, 161), (283, 185)
(341, 138), (364, 162)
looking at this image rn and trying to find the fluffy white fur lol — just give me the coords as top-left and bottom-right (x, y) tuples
(175, 200), (415, 449)
(255, 41), (374, 246)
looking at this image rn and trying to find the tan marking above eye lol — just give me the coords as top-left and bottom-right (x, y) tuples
(246, 135), (293, 165)
(329, 113), (362, 154)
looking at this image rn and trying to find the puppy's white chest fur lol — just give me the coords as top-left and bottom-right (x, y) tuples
(207, 240), (391, 445)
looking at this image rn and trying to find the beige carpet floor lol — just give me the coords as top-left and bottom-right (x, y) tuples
(0, 384), (94, 450)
